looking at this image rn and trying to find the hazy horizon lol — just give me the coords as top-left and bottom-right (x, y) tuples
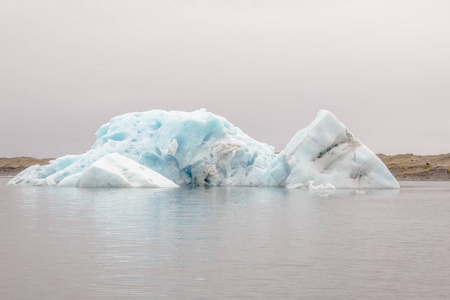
(1, 0), (449, 158)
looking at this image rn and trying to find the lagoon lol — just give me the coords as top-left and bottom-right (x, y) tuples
(1, 178), (449, 299)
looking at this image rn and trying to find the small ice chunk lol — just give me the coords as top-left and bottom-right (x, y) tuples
(287, 181), (336, 190)
(307, 182), (336, 190)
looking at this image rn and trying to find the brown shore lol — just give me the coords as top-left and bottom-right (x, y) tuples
(0, 157), (53, 177)
(1, 154), (450, 181)
(377, 153), (450, 181)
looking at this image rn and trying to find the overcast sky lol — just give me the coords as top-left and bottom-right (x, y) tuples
(1, 0), (449, 158)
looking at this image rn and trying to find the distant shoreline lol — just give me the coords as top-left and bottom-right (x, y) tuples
(377, 153), (450, 181)
(1, 154), (449, 181)
(0, 157), (53, 177)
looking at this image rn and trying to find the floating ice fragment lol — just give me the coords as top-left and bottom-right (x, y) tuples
(287, 181), (336, 190)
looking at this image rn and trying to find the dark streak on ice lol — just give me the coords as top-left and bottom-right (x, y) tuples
(350, 170), (366, 180)
(316, 130), (356, 160)
(318, 144), (339, 159)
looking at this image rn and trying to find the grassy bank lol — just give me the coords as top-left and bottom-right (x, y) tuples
(377, 153), (450, 181)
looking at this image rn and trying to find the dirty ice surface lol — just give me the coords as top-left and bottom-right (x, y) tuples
(264, 110), (400, 189)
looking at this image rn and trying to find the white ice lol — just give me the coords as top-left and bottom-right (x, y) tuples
(264, 110), (400, 189)
(57, 153), (178, 188)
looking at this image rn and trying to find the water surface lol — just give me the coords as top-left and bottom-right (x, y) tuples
(1, 179), (449, 299)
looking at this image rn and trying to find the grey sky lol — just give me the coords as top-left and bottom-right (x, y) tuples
(1, 0), (449, 158)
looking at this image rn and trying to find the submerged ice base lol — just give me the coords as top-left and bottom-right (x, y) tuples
(8, 109), (399, 189)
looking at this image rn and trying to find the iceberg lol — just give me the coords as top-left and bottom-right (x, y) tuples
(8, 108), (399, 189)
(264, 110), (400, 189)
(9, 109), (275, 187)
(58, 153), (178, 188)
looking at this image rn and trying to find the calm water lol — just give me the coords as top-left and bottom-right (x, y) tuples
(1, 178), (450, 300)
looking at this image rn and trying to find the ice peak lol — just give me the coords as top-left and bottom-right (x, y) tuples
(264, 110), (399, 189)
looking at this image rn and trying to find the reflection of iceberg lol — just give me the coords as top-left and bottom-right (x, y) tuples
(8, 109), (399, 189)
(264, 110), (399, 189)
(58, 153), (178, 188)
